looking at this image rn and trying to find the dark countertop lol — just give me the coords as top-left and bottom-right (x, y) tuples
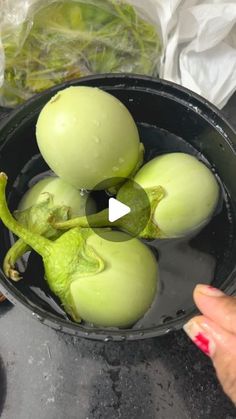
(0, 94), (236, 419)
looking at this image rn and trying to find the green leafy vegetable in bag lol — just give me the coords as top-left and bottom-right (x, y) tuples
(0, 0), (162, 107)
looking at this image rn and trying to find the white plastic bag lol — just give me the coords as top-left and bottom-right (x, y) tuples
(126, 0), (236, 108)
(163, 1), (236, 109)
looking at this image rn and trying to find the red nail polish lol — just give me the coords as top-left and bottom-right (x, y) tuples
(207, 285), (220, 290)
(194, 333), (210, 355)
(183, 321), (216, 357)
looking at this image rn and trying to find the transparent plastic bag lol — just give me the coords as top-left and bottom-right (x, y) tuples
(0, 0), (162, 107)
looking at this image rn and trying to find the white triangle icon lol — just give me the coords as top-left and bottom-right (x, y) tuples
(108, 198), (131, 222)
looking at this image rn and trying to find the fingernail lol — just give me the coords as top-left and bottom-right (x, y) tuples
(195, 284), (225, 297)
(183, 320), (216, 357)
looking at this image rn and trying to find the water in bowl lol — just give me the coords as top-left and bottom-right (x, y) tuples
(5, 123), (234, 330)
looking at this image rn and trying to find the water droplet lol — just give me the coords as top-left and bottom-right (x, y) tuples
(50, 93), (61, 103)
(36, 314), (43, 322)
(93, 120), (101, 127)
(118, 157), (124, 164)
(162, 315), (173, 324)
(112, 166), (119, 172)
(93, 136), (100, 144)
(104, 336), (113, 342)
(176, 309), (186, 316)
(80, 189), (85, 196)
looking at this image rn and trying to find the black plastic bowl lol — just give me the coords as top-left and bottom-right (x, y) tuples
(0, 74), (236, 341)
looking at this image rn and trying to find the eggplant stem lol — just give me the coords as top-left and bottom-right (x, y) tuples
(52, 208), (115, 230)
(3, 239), (30, 280)
(0, 173), (52, 258)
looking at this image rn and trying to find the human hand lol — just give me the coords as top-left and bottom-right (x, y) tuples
(184, 284), (236, 404)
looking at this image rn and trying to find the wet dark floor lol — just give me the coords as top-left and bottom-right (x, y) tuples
(0, 300), (236, 419)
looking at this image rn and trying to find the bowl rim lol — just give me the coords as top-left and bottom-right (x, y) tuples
(0, 73), (236, 341)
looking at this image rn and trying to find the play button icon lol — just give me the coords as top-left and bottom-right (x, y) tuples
(108, 198), (131, 222)
(85, 177), (152, 242)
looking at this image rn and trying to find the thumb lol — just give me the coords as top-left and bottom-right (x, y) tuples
(193, 284), (236, 335)
(184, 315), (236, 404)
